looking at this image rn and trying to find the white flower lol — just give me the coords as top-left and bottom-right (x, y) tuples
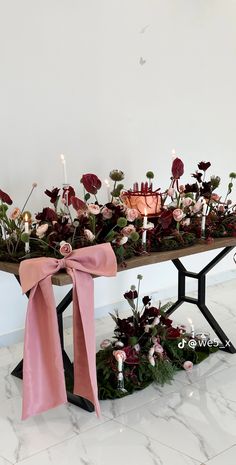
(36, 223), (49, 238)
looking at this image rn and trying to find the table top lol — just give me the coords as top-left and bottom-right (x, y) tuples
(0, 237), (236, 286)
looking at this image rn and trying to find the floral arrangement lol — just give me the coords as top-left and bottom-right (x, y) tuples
(0, 157), (236, 264)
(96, 275), (218, 400)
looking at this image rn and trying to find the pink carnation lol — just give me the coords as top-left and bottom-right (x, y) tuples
(126, 208), (139, 222)
(173, 208), (184, 222)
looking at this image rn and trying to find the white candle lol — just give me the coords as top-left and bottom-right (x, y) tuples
(24, 213), (30, 253)
(60, 154), (68, 184)
(142, 209), (148, 245)
(1, 224), (6, 240)
(172, 148), (176, 161)
(188, 318), (195, 337)
(201, 199), (207, 237)
(104, 179), (110, 203)
(117, 355), (123, 372)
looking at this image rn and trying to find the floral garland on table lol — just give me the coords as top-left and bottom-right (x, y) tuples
(0, 157), (236, 264)
(96, 275), (218, 400)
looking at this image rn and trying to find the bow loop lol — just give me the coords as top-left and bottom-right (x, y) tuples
(19, 243), (117, 419)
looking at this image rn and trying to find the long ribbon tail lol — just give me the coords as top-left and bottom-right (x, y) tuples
(71, 270), (101, 416)
(22, 277), (67, 419)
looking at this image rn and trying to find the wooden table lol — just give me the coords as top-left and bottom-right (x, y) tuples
(1, 237), (236, 412)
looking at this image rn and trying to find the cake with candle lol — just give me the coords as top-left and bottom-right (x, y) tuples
(121, 171), (162, 217)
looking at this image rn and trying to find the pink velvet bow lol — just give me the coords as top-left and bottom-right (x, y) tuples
(19, 243), (117, 420)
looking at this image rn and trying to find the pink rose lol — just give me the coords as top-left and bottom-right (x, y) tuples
(182, 197), (192, 208)
(59, 241), (72, 256)
(126, 208), (139, 222)
(100, 339), (112, 349)
(88, 204), (100, 215)
(113, 350), (127, 362)
(173, 208), (184, 222)
(121, 225), (136, 237)
(102, 206), (113, 219)
(183, 361), (193, 371)
(84, 229), (95, 242)
(36, 223), (49, 238)
(10, 207), (21, 220)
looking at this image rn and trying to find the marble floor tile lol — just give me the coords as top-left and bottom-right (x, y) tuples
(194, 364), (236, 404)
(0, 396), (109, 464)
(114, 388), (236, 462)
(14, 421), (201, 465)
(0, 364), (22, 402)
(100, 378), (185, 419)
(0, 457), (13, 465)
(203, 445), (236, 465)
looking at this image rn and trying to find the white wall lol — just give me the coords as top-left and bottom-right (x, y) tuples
(0, 0), (236, 344)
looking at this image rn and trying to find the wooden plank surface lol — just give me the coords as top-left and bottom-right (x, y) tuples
(0, 237), (236, 286)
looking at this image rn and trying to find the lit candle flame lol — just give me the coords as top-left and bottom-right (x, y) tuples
(104, 179), (110, 187)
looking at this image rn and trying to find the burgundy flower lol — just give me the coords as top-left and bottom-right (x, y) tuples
(35, 207), (58, 222)
(200, 181), (212, 197)
(184, 183), (199, 193)
(0, 189), (13, 205)
(191, 171), (203, 183)
(71, 196), (87, 214)
(166, 327), (181, 339)
(198, 161), (211, 171)
(159, 210), (173, 229)
(172, 158), (184, 179)
(62, 186), (75, 206)
(123, 346), (140, 364)
(81, 173), (102, 195)
(142, 296), (151, 306)
(44, 187), (60, 204)
(124, 290), (138, 300)
(160, 316), (173, 327)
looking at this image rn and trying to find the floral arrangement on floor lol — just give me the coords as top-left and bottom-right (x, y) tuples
(0, 156), (236, 264)
(96, 275), (218, 400)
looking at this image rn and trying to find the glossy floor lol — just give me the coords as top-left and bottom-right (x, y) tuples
(1, 279), (236, 465)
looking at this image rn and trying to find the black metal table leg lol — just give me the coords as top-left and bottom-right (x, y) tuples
(11, 277), (94, 413)
(166, 246), (236, 353)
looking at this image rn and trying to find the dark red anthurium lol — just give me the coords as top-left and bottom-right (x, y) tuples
(0, 189), (13, 205)
(81, 174), (102, 195)
(62, 186), (75, 206)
